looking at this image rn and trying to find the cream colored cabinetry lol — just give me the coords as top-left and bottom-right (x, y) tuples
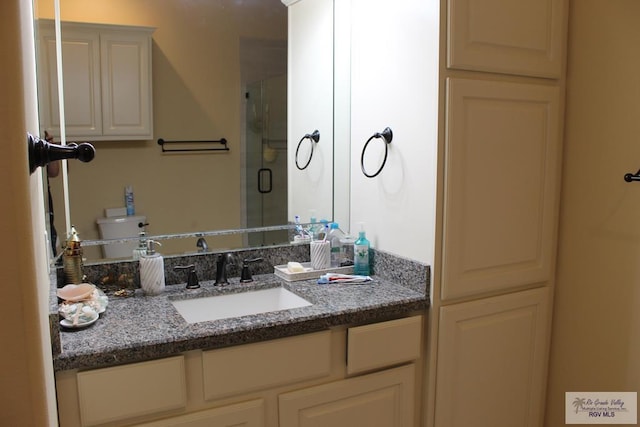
(55, 316), (422, 427)
(427, 2), (567, 426)
(441, 78), (561, 301)
(285, 0), (334, 220)
(135, 400), (265, 427)
(37, 21), (153, 141)
(201, 332), (332, 401)
(434, 288), (551, 427)
(57, 356), (187, 426)
(279, 364), (416, 427)
(447, 0), (565, 78)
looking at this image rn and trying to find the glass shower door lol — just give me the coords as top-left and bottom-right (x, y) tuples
(245, 75), (288, 246)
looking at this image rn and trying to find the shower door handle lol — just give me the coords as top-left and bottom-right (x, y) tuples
(258, 168), (272, 194)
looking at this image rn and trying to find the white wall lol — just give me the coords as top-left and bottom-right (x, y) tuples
(546, 1), (640, 425)
(349, 0), (440, 265)
(0, 0), (57, 424)
(287, 0), (334, 224)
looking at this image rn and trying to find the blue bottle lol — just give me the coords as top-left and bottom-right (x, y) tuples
(353, 223), (370, 276)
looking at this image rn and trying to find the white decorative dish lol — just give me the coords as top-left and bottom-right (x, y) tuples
(59, 306), (99, 329)
(274, 262), (354, 282)
(60, 311), (99, 329)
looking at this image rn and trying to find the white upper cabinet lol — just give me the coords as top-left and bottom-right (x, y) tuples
(37, 20), (154, 141)
(447, 0), (566, 78)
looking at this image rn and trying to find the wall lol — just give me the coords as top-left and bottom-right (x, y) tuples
(36, 0), (287, 258)
(546, 1), (640, 425)
(348, 0), (440, 266)
(0, 0), (57, 424)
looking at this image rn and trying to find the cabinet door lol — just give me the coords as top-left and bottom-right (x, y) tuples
(279, 364), (415, 427)
(38, 25), (102, 138)
(447, 0), (566, 78)
(434, 288), (550, 427)
(441, 78), (561, 301)
(100, 29), (153, 138)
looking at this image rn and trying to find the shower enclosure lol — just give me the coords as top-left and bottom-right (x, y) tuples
(244, 74), (288, 247)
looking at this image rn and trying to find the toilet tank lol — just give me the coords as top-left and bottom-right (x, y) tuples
(96, 215), (146, 259)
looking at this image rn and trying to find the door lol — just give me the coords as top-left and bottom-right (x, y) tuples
(245, 75), (288, 246)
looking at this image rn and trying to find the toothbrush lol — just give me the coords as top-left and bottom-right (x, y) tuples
(294, 215), (309, 238)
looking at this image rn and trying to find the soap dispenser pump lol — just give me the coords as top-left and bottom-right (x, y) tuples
(132, 231), (147, 260)
(139, 239), (165, 295)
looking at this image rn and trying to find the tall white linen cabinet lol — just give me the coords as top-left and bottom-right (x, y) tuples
(429, 1), (567, 427)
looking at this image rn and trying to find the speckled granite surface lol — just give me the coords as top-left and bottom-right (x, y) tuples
(51, 246), (430, 372)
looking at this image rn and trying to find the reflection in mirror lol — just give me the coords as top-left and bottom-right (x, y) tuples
(35, 0), (336, 263)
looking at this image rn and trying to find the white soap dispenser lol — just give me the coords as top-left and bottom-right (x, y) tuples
(139, 239), (165, 295)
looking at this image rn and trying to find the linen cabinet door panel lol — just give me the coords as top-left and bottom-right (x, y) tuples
(100, 29), (153, 138)
(441, 78), (561, 301)
(434, 288), (551, 427)
(279, 364), (415, 427)
(447, 0), (566, 78)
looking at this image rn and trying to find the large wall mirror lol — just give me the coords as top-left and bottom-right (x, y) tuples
(35, 0), (343, 262)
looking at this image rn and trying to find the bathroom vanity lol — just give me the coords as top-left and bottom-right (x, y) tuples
(51, 249), (429, 427)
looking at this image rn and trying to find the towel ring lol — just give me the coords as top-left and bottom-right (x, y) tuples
(624, 169), (640, 182)
(361, 127), (393, 178)
(295, 130), (320, 170)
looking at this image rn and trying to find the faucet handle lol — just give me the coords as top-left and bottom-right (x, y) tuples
(174, 264), (200, 289)
(240, 257), (263, 283)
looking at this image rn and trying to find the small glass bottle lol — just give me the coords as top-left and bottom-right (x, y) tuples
(328, 223), (346, 267)
(353, 223), (370, 276)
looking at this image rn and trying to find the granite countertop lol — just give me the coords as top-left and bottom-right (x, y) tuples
(52, 273), (428, 372)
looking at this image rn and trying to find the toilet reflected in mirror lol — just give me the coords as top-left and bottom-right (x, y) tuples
(96, 215), (146, 259)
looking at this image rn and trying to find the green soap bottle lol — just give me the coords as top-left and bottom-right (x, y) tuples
(353, 223), (370, 276)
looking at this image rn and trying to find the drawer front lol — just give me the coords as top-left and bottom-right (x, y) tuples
(77, 355), (186, 426)
(202, 331), (331, 400)
(136, 399), (265, 427)
(347, 315), (423, 374)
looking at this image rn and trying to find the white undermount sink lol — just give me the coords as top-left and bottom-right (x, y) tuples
(171, 287), (312, 324)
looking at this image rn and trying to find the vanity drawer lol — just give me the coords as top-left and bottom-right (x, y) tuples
(347, 315), (423, 374)
(76, 355), (186, 426)
(202, 331), (331, 400)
